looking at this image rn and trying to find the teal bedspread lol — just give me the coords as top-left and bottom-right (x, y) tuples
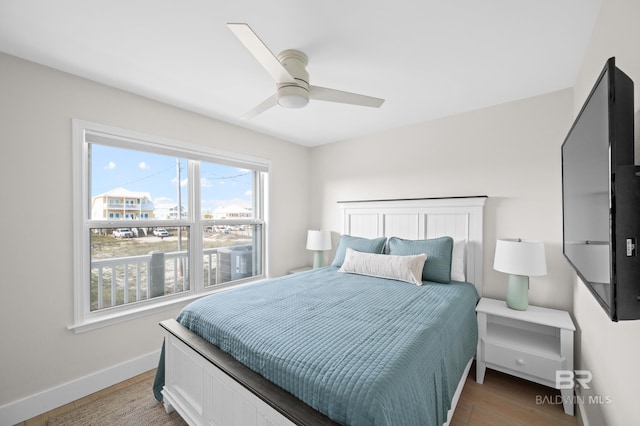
(156, 266), (478, 426)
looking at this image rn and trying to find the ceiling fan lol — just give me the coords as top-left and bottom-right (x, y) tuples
(227, 23), (385, 119)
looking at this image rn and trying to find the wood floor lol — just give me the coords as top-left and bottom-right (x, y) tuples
(451, 364), (578, 426)
(20, 363), (577, 426)
(17, 370), (157, 426)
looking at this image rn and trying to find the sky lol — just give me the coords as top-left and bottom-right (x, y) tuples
(91, 144), (253, 214)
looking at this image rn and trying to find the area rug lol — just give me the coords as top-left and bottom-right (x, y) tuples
(48, 375), (186, 426)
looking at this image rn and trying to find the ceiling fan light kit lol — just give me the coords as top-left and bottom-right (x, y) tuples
(277, 85), (309, 108)
(227, 23), (384, 118)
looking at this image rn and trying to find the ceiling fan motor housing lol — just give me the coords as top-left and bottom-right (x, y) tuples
(277, 49), (309, 108)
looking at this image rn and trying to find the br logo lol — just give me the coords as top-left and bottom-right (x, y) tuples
(556, 370), (593, 389)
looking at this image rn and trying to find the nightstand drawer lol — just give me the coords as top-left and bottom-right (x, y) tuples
(484, 341), (562, 382)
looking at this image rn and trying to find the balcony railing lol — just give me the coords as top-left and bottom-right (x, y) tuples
(91, 246), (251, 311)
(106, 203), (132, 209)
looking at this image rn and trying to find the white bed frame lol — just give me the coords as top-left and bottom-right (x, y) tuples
(161, 196), (486, 426)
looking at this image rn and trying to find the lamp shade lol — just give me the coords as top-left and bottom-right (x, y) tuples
(306, 230), (331, 251)
(493, 239), (547, 276)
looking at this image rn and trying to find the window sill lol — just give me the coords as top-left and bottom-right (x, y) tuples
(68, 278), (266, 334)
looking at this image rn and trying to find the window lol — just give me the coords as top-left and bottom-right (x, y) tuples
(72, 120), (269, 332)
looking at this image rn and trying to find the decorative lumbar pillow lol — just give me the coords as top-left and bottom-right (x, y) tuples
(339, 248), (427, 285)
(387, 236), (454, 283)
(331, 234), (387, 267)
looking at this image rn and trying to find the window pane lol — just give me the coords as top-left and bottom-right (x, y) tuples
(200, 161), (254, 219)
(202, 224), (262, 287)
(90, 226), (190, 311)
(75, 120), (267, 328)
(90, 144), (188, 220)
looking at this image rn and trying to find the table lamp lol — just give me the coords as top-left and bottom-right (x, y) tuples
(493, 238), (547, 310)
(307, 230), (332, 268)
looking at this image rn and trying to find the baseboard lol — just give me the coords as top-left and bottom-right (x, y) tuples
(574, 381), (611, 426)
(0, 349), (161, 426)
(576, 399), (589, 426)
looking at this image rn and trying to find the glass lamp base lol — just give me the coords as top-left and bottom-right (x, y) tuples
(506, 274), (529, 310)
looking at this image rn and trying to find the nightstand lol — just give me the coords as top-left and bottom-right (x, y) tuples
(288, 266), (312, 274)
(475, 297), (576, 415)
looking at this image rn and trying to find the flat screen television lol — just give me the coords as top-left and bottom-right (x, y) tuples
(562, 57), (640, 321)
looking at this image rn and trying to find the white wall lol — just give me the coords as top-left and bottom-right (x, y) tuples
(5, 2), (638, 421)
(571, 0), (640, 424)
(0, 52), (309, 416)
(309, 89), (575, 309)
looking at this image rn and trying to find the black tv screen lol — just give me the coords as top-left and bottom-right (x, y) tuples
(561, 57), (638, 321)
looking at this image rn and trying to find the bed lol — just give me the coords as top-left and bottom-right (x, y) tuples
(155, 197), (486, 426)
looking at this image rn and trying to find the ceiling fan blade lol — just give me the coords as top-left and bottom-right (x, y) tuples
(309, 85), (385, 108)
(227, 23), (296, 84)
(242, 94), (278, 120)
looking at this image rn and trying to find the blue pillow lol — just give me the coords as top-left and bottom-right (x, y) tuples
(387, 236), (454, 283)
(331, 235), (387, 267)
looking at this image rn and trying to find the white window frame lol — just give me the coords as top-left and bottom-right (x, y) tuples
(70, 119), (270, 333)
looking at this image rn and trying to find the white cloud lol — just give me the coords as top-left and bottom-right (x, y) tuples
(245, 190), (252, 196)
(201, 198), (252, 211)
(201, 177), (213, 188)
(104, 161), (117, 170)
(171, 177), (189, 187)
(153, 196), (174, 205)
(138, 161), (151, 170)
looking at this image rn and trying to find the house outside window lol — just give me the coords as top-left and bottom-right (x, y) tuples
(72, 120), (269, 332)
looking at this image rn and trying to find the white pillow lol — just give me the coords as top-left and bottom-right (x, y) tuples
(339, 248), (427, 285)
(451, 239), (466, 282)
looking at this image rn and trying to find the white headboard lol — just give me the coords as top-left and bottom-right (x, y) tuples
(339, 197), (487, 295)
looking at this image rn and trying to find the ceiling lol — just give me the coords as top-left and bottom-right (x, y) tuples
(0, 0), (602, 147)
